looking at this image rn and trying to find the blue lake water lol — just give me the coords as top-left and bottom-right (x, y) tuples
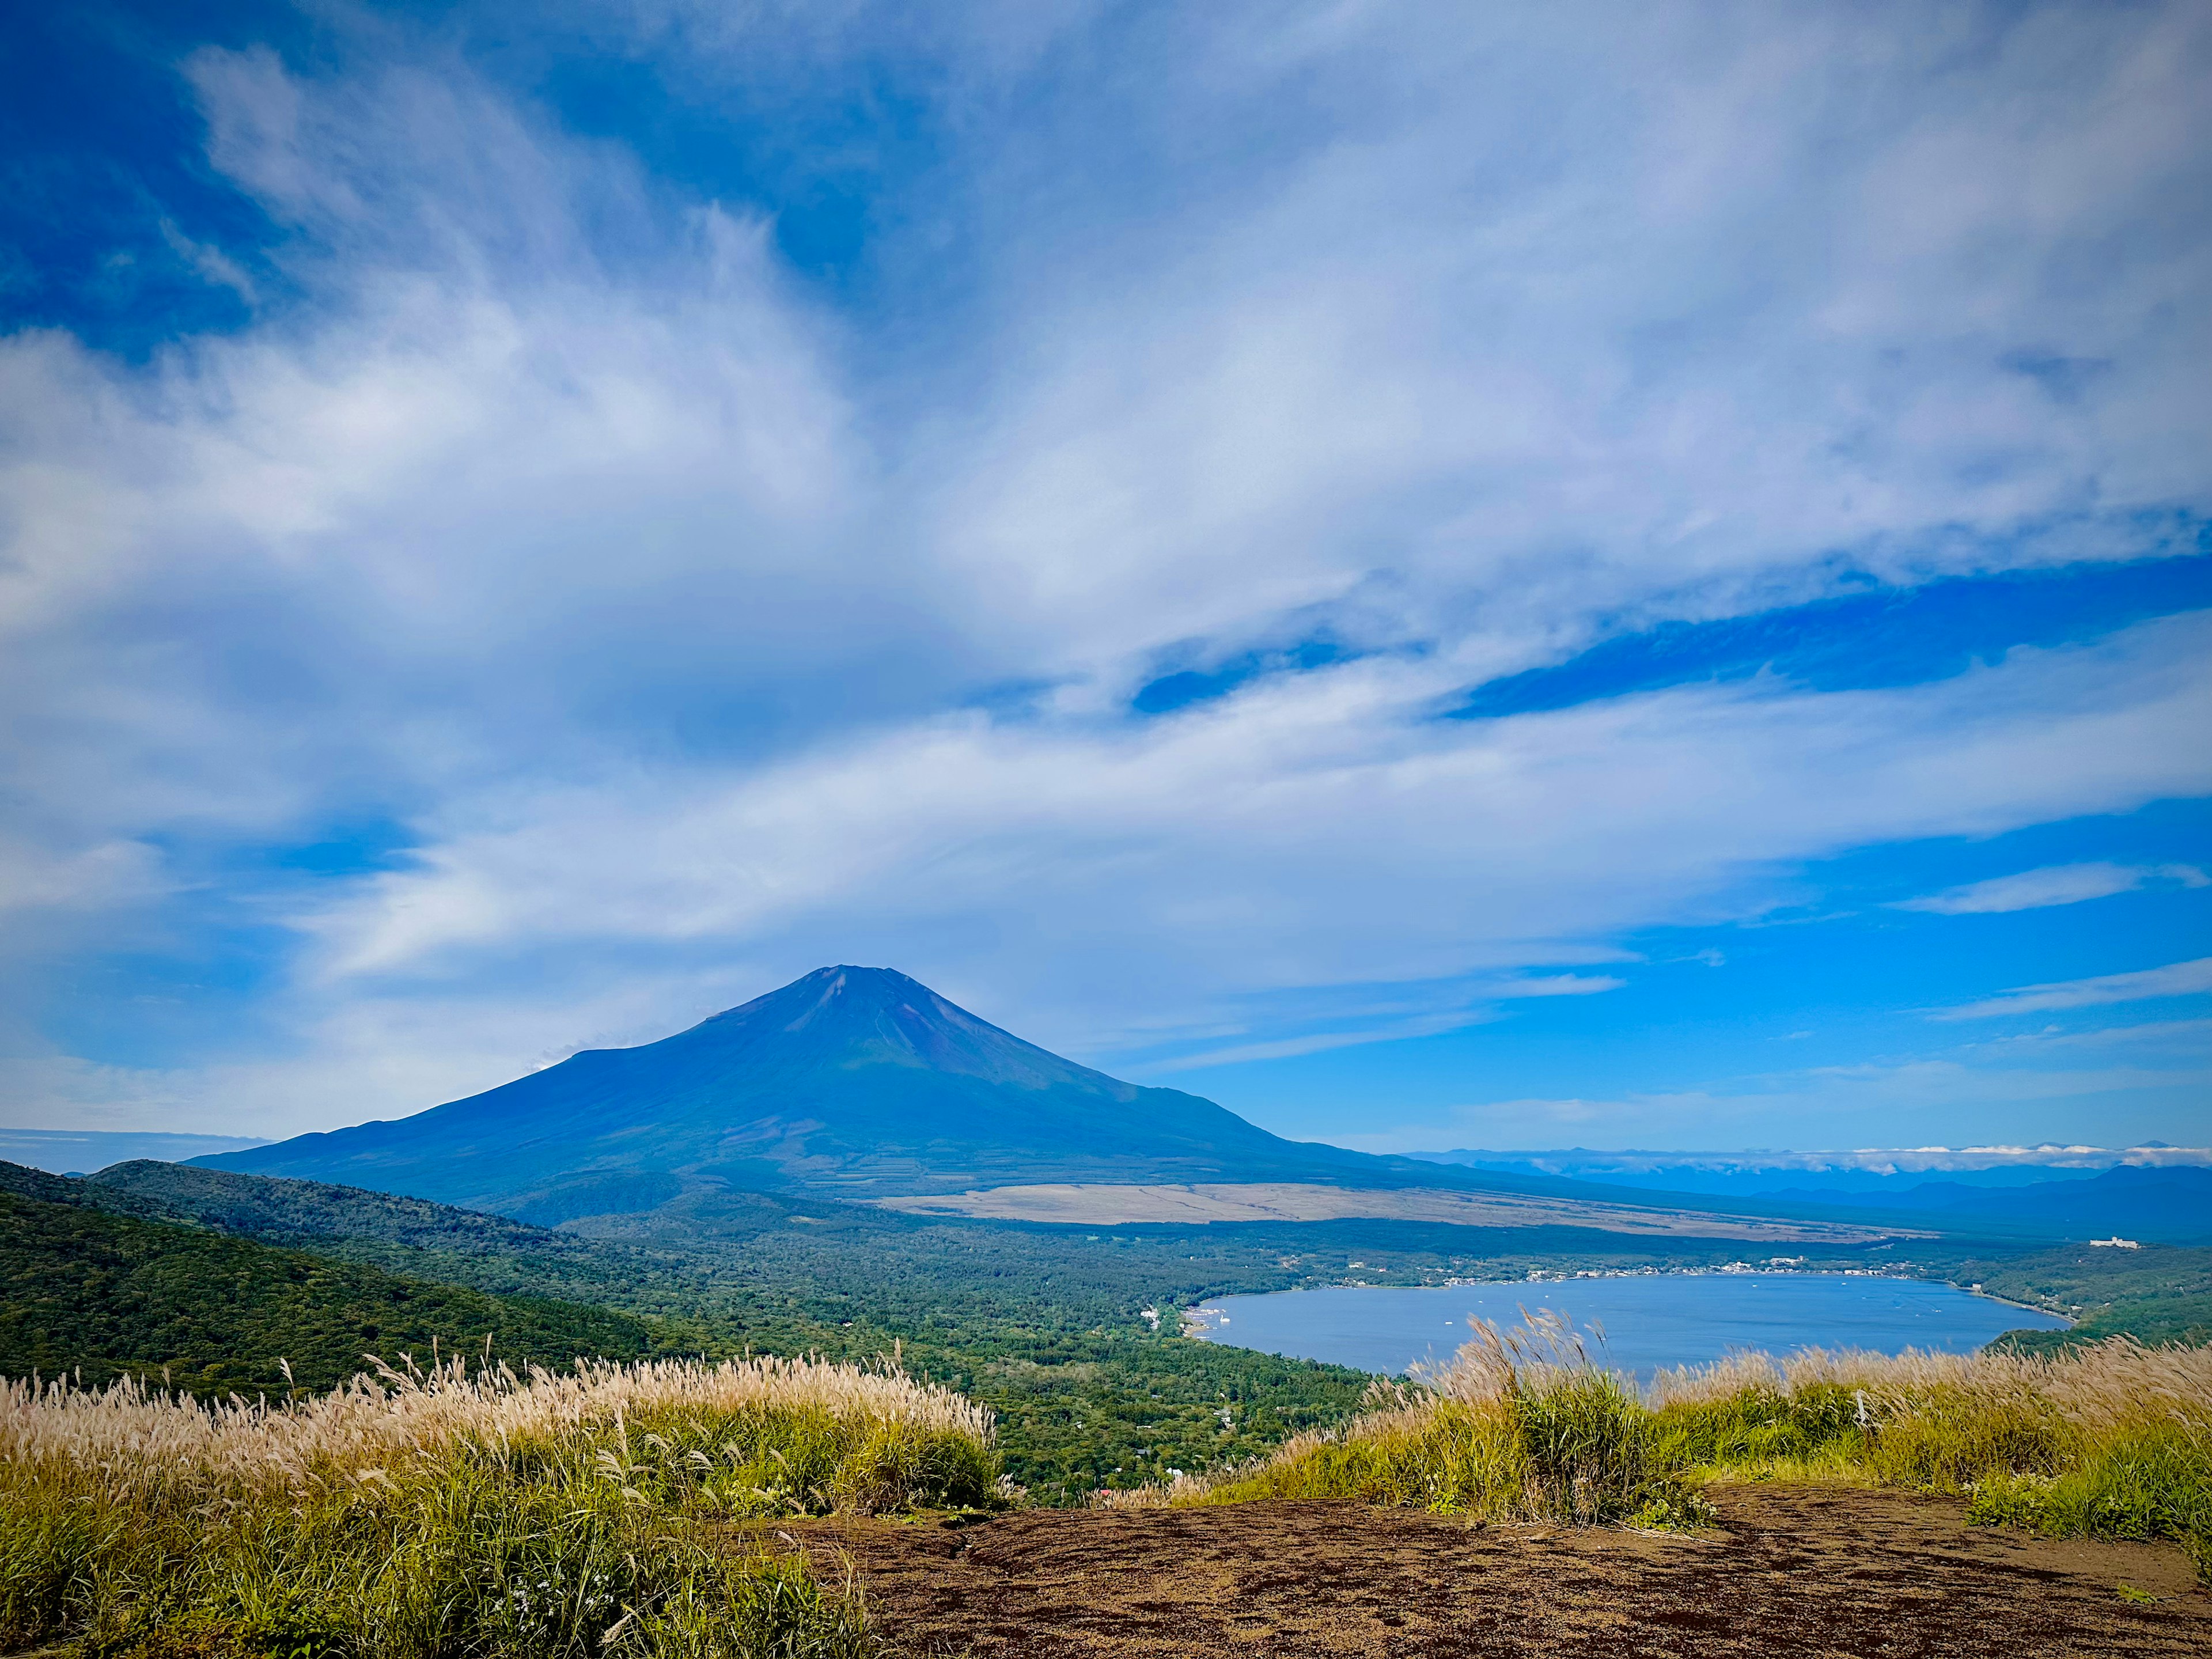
(1188, 1275), (2070, 1380)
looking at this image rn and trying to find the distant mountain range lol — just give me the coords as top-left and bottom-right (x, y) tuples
(201, 967), (1464, 1219)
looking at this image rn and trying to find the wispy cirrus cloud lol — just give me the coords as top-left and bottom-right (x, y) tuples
(1139, 1014), (1499, 1074)
(1977, 1017), (2212, 1051)
(1934, 957), (2212, 1021)
(1138, 974), (1628, 1072)
(1895, 861), (2206, 914)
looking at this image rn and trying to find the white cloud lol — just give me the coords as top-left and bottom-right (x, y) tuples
(1934, 957), (2212, 1021)
(921, 1), (2212, 680)
(157, 219), (259, 304)
(0, 837), (166, 918)
(297, 614), (2212, 991)
(1, 4), (2208, 1133)
(1488, 975), (1631, 1000)
(1142, 1013), (1500, 1074)
(1135, 973), (1628, 1071)
(1896, 862), (2207, 914)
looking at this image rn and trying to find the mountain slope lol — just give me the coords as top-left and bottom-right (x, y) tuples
(201, 966), (1423, 1213)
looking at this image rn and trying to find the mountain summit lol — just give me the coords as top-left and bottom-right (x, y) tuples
(200, 967), (1401, 1217)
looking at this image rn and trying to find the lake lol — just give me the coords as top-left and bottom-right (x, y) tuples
(1187, 1274), (2070, 1379)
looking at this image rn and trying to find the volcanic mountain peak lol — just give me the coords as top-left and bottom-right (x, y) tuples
(199, 966), (1379, 1217)
(689, 965), (1128, 1094)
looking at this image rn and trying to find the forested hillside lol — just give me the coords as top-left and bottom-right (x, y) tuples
(1968, 1242), (2212, 1352)
(0, 1168), (655, 1395)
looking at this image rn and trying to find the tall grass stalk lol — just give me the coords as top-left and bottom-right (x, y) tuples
(0, 1352), (1003, 1656)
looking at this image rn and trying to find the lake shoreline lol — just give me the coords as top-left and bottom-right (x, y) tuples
(1187, 1264), (2074, 1333)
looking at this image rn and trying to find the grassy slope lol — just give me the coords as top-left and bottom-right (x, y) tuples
(0, 1172), (654, 1395)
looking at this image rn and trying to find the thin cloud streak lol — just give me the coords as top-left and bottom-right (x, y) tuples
(1139, 1014), (1499, 1074)
(1135, 975), (1628, 1070)
(1975, 1018), (2212, 1051)
(1934, 957), (2212, 1021)
(1895, 861), (2206, 914)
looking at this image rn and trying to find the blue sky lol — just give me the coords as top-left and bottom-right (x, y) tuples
(1, 0), (2207, 1154)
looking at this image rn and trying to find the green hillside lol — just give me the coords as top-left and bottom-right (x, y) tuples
(1967, 1242), (2212, 1354)
(83, 1156), (658, 1305)
(0, 1168), (655, 1395)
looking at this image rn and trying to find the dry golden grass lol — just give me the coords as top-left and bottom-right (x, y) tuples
(0, 1349), (994, 1500)
(0, 1353), (1002, 1657)
(1647, 1335), (2212, 1431)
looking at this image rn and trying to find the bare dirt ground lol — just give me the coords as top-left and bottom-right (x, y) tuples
(782, 1485), (2210, 1658)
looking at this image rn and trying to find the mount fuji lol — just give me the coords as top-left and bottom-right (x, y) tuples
(199, 967), (1435, 1218)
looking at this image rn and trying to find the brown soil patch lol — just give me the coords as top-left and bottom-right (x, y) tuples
(783, 1486), (2209, 1657)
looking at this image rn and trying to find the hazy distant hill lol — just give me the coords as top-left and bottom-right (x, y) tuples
(78, 1158), (660, 1300)
(89, 1157), (611, 1253)
(199, 966), (1455, 1217)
